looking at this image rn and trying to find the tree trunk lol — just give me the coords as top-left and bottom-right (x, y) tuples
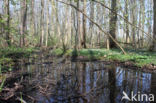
(125, 0), (130, 43)
(5, 0), (10, 46)
(152, 0), (156, 51)
(82, 0), (87, 48)
(40, 0), (44, 47)
(20, 0), (27, 47)
(77, 0), (80, 49)
(31, 0), (35, 36)
(131, 0), (137, 48)
(141, 0), (145, 47)
(109, 0), (117, 48)
(46, 0), (50, 47)
(89, 1), (94, 48)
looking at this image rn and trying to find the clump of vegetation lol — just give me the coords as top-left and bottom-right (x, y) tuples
(0, 47), (34, 59)
(51, 48), (64, 56)
(0, 47), (34, 72)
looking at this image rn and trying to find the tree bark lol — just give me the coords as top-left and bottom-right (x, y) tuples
(46, 0), (50, 47)
(109, 0), (117, 48)
(82, 0), (87, 48)
(20, 0), (27, 47)
(152, 0), (156, 51)
(76, 0), (80, 49)
(40, 0), (44, 47)
(5, 0), (10, 46)
(131, 0), (137, 48)
(141, 0), (145, 47)
(31, 0), (35, 36)
(89, 0), (94, 47)
(124, 0), (130, 43)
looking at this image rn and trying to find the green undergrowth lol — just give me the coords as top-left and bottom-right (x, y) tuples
(0, 47), (34, 58)
(52, 48), (156, 67)
(0, 47), (35, 72)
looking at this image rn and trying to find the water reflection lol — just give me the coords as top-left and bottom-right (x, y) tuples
(22, 60), (155, 103)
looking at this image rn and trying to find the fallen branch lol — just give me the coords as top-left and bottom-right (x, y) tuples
(93, 0), (153, 41)
(56, 0), (127, 54)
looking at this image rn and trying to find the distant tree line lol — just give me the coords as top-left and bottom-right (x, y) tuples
(0, 0), (155, 51)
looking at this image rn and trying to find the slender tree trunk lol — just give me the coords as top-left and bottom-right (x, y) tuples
(20, 0), (27, 47)
(131, 0), (137, 48)
(138, 2), (142, 48)
(72, 0), (80, 58)
(109, 0), (117, 48)
(82, 0), (87, 48)
(46, 0), (50, 47)
(40, 0), (44, 47)
(31, 0), (35, 36)
(89, 1), (94, 48)
(125, 0), (130, 43)
(5, 0), (10, 46)
(141, 0), (145, 47)
(70, 0), (74, 48)
(152, 0), (156, 51)
(77, 0), (81, 49)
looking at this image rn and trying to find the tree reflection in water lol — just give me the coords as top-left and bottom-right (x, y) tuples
(21, 61), (154, 103)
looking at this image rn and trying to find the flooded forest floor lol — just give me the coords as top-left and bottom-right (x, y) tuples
(0, 47), (156, 103)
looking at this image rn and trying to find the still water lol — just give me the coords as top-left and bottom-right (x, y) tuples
(16, 57), (156, 103)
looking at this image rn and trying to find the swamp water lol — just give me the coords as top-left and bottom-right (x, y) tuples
(1, 57), (156, 103)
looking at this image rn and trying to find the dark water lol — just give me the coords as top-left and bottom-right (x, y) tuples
(16, 58), (156, 103)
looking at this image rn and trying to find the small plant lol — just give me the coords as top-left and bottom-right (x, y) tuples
(0, 76), (6, 92)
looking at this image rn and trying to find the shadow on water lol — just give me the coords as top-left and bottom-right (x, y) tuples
(1, 57), (156, 103)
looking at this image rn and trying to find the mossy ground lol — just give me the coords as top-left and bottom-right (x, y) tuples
(52, 48), (156, 67)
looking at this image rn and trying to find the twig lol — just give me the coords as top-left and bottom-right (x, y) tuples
(16, 97), (27, 103)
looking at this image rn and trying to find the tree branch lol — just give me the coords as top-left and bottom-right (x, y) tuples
(56, 0), (127, 54)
